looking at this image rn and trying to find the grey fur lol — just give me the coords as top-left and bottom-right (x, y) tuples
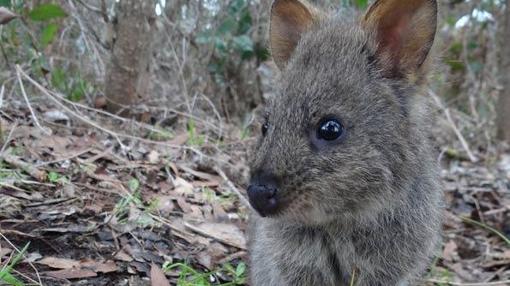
(247, 3), (443, 286)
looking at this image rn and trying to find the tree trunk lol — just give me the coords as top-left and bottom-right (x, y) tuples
(497, 0), (510, 142)
(104, 0), (155, 116)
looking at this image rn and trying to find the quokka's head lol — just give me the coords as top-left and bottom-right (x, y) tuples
(247, 0), (438, 224)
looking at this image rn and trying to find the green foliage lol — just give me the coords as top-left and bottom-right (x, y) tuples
(128, 178), (140, 192)
(51, 68), (94, 102)
(162, 262), (247, 286)
(114, 189), (143, 223)
(147, 126), (174, 141)
(40, 23), (58, 47)
(341, 0), (368, 9)
(353, 0), (368, 9)
(195, 0), (268, 82)
(0, 0), (10, 8)
(47, 171), (67, 184)
(28, 3), (67, 21)
(187, 119), (205, 146)
(0, 242), (30, 286)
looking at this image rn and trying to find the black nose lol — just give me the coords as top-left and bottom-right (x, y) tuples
(247, 183), (279, 217)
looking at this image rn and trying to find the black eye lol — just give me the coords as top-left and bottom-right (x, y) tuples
(317, 119), (343, 141)
(261, 122), (269, 136)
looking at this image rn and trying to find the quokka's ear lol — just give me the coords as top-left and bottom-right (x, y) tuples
(270, 0), (318, 70)
(363, 0), (437, 79)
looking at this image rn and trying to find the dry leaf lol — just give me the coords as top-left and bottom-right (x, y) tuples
(0, 247), (12, 258)
(174, 177), (193, 196)
(185, 222), (246, 249)
(0, 7), (17, 25)
(147, 150), (160, 164)
(504, 250), (510, 259)
(442, 240), (458, 262)
(81, 259), (118, 273)
(168, 133), (188, 145)
(45, 269), (97, 279)
(37, 257), (81, 269)
(150, 263), (171, 286)
(114, 250), (133, 262)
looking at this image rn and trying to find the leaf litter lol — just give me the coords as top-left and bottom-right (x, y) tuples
(0, 97), (509, 285)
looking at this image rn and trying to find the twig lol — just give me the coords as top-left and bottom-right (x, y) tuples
(74, 0), (103, 14)
(67, 0), (105, 75)
(148, 214), (197, 244)
(0, 84), (4, 107)
(25, 197), (78, 207)
(213, 166), (251, 208)
(0, 182), (29, 193)
(48, 89), (182, 137)
(460, 216), (510, 246)
(428, 89), (477, 163)
(0, 121), (17, 154)
(183, 222), (246, 250)
(35, 147), (93, 167)
(218, 251), (247, 264)
(16, 66), (183, 149)
(0, 153), (46, 181)
(15, 66), (235, 167)
(15, 65), (49, 135)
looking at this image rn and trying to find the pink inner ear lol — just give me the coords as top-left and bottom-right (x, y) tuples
(377, 13), (412, 76)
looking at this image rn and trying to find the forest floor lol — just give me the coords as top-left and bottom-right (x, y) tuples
(0, 93), (509, 286)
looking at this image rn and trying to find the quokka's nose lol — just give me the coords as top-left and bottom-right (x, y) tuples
(247, 183), (279, 217)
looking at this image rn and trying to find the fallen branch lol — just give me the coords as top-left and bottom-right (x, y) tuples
(428, 89), (478, 163)
(183, 222), (246, 250)
(213, 166), (251, 208)
(15, 65), (50, 135)
(0, 153), (46, 181)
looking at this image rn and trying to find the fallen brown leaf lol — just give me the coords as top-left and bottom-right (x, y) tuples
(184, 222), (246, 249)
(174, 177), (194, 196)
(150, 263), (170, 286)
(81, 259), (118, 273)
(114, 250), (133, 262)
(37, 257), (80, 269)
(0, 247), (12, 259)
(443, 240), (458, 262)
(45, 269), (97, 279)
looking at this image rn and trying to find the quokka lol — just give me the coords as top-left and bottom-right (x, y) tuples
(246, 0), (443, 285)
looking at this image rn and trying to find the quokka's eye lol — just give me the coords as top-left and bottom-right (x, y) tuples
(261, 122), (269, 136)
(317, 118), (343, 141)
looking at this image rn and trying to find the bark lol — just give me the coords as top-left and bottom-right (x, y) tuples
(104, 0), (155, 116)
(497, 0), (510, 142)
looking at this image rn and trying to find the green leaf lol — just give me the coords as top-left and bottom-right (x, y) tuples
(0, 0), (11, 8)
(47, 171), (60, 183)
(51, 68), (67, 91)
(214, 36), (228, 54)
(255, 45), (270, 61)
(235, 262), (246, 277)
(444, 59), (464, 72)
(68, 80), (86, 102)
(128, 178), (140, 192)
(354, 0), (368, 9)
(232, 35), (254, 53)
(237, 9), (252, 34)
(0, 272), (24, 286)
(217, 17), (236, 35)
(0, 242), (29, 286)
(228, 0), (247, 14)
(41, 23), (58, 47)
(28, 4), (67, 21)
